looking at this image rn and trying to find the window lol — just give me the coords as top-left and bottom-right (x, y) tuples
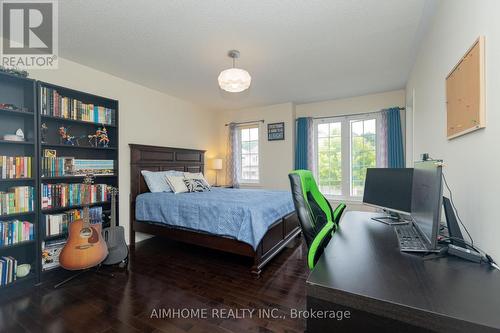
(315, 115), (378, 200)
(240, 126), (259, 183)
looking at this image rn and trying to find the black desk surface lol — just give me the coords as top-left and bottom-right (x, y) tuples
(307, 211), (500, 333)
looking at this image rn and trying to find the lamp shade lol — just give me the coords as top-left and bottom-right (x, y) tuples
(210, 158), (223, 170)
(218, 68), (252, 93)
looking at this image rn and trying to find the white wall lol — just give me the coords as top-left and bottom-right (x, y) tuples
(30, 58), (219, 243)
(406, 0), (500, 258)
(296, 90), (406, 118)
(218, 103), (295, 190)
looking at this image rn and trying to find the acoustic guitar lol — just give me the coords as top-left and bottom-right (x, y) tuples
(102, 187), (128, 266)
(59, 175), (109, 270)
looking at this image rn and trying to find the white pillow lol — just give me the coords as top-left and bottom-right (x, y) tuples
(165, 175), (189, 194)
(141, 170), (183, 192)
(184, 172), (211, 188)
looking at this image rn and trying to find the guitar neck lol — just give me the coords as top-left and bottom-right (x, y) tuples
(110, 192), (117, 228)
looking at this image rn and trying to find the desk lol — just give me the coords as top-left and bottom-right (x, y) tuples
(306, 211), (500, 333)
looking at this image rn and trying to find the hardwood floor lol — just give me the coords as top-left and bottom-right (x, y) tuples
(0, 236), (308, 333)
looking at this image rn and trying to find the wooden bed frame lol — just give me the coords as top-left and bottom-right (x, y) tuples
(129, 144), (301, 277)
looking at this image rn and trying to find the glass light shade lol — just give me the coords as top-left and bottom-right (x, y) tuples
(210, 158), (223, 170)
(218, 68), (252, 92)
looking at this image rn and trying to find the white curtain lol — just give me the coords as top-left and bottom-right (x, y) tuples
(377, 111), (388, 168)
(226, 123), (241, 188)
(306, 117), (315, 173)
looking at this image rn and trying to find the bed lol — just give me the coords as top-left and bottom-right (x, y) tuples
(129, 144), (301, 277)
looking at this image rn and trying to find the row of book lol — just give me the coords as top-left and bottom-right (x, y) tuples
(41, 183), (110, 210)
(44, 206), (103, 237)
(40, 86), (115, 125)
(0, 220), (34, 247)
(41, 157), (115, 177)
(0, 257), (18, 286)
(0, 187), (35, 216)
(0, 156), (32, 179)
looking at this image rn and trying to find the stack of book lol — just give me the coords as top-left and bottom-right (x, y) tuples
(42, 239), (65, 271)
(0, 220), (34, 246)
(41, 157), (114, 177)
(40, 87), (115, 125)
(41, 183), (109, 210)
(44, 206), (103, 237)
(0, 257), (17, 286)
(0, 186), (34, 215)
(0, 156), (32, 179)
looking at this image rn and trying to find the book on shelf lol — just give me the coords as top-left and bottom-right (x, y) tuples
(0, 186), (34, 215)
(0, 156), (32, 179)
(42, 239), (65, 271)
(0, 220), (34, 246)
(41, 156), (114, 177)
(44, 206), (103, 237)
(0, 256), (17, 286)
(41, 183), (110, 210)
(40, 86), (115, 125)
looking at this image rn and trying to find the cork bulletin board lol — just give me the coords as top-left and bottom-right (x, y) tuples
(446, 36), (485, 139)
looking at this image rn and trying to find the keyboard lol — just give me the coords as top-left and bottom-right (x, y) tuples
(394, 224), (428, 252)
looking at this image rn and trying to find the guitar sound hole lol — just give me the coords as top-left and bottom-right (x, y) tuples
(80, 227), (93, 238)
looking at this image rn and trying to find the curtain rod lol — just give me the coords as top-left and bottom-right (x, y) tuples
(224, 119), (265, 127)
(310, 107), (405, 121)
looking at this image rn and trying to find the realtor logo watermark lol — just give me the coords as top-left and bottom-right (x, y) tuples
(1, 0), (58, 69)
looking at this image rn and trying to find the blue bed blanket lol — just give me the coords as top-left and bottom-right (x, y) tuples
(135, 188), (295, 249)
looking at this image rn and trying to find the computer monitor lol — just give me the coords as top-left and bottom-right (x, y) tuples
(363, 168), (414, 216)
(410, 160), (443, 250)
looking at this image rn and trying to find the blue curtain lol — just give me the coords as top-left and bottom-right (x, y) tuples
(295, 117), (309, 169)
(387, 108), (404, 168)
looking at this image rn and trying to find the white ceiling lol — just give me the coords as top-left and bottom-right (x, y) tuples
(59, 0), (436, 110)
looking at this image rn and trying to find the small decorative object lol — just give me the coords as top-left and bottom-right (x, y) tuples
(0, 103), (29, 112)
(88, 126), (110, 148)
(0, 65), (29, 78)
(268, 122), (285, 141)
(3, 128), (25, 141)
(41, 122), (48, 143)
(58, 126), (78, 146)
(44, 149), (57, 158)
(16, 264), (31, 278)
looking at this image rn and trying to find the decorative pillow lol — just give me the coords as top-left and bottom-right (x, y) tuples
(165, 175), (189, 194)
(183, 178), (211, 192)
(184, 172), (211, 189)
(141, 170), (183, 192)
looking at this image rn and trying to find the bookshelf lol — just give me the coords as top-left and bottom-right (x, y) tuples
(37, 81), (118, 279)
(0, 74), (119, 294)
(0, 72), (38, 292)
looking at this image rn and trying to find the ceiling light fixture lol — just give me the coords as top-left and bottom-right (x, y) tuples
(218, 50), (252, 93)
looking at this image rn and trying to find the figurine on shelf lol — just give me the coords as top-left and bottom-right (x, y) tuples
(41, 123), (48, 143)
(58, 126), (78, 146)
(88, 126), (110, 148)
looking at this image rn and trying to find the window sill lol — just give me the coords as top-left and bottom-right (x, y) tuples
(324, 196), (363, 204)
(239, 182), (263, 188)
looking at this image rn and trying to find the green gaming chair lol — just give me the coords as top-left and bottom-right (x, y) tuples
(288, 170), (346, 269)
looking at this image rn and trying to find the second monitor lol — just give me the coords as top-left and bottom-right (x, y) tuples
(363, 168), (414, 224)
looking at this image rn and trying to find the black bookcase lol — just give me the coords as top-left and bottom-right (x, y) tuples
(0, 72), (39, 293)
(37, 81), (119, 281)
(0, 72), (119, 296)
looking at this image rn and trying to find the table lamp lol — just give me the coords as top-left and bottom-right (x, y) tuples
(210, 158), (223, 186)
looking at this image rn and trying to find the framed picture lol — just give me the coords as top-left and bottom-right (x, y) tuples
(268, 122), (285, 141)
(44, 149), (57, 158)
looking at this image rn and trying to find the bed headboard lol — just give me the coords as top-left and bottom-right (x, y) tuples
(129, 144), (206, 202)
